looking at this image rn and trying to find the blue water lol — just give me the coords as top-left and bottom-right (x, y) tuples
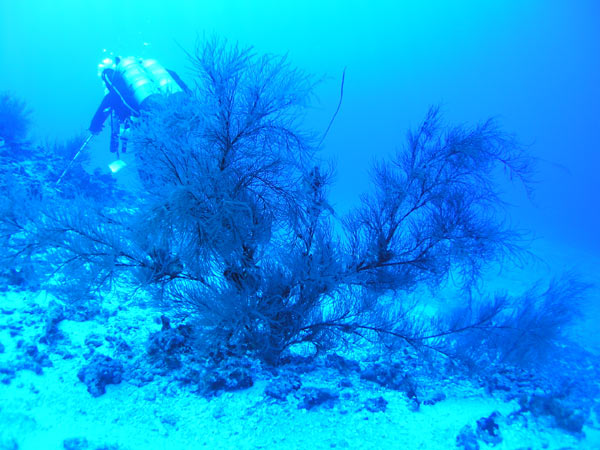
(2, 0), (599, 252)
(1, 1), (599, 448)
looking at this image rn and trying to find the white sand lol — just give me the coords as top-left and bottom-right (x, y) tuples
(1, 283), (599, 450)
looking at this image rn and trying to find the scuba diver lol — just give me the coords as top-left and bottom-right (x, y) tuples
(89, 56), (190, 156)
(57, 56), (190, 185)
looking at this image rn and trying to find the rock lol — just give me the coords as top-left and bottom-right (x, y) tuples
(223, 368), (254, 391)
(67, 301), (103, 322)
(159, 315), (171, 330)
(112, 339), (133, 357)
(297, 387), (339, 410)
(555, 410), (586, 434)
(364, 396), (388, 413)
(486, 373), (514, 393)
(278, 354), (316, 373)
(407, 397), (420, 412)
(338, 378), (353, 389)
(147, 329), (186, 356)
(77, 354), (124, 397)
(178, 367), (203, 385)
(325, 354), (360, 374)
(128, 367), (154, 386)
(19, 361), (43, 375)
(94, 445), (120, 450)
(476, 412), (502, 446)
(146, 323), (193, 368)
(39, 302), (65, 345)
(84, 334), (104, 349)
(3, 266), (38, 290)
(520, 393), (587, 434)
(63, 437), (88, 450)
(423, 391), (446, 405)
(204, 367), (254, 394)
(360, 364), (418, 399)
(456, 424), (479, 450)
(62, 437), (89, 450)
(143, 390), (157, 402)
(0, 437), (19, 450)
(23, 344), (52, 369)
(265, 375), (302, 401)
(0, 363), (16, 384)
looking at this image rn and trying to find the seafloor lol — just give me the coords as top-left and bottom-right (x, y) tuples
(1, 243), (599, 450)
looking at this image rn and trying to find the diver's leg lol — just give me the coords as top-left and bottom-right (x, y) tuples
(110, 127), (119, 153)
(109, 112), (119, 153)
(120, 121), (130, 153)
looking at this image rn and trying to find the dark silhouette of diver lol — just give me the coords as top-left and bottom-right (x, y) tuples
(56, 56), (190, 185)
(89, 56), (190, 156)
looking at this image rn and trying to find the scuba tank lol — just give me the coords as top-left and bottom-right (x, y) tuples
(141, 59), (183, 95)
(116, 57), (183, 111)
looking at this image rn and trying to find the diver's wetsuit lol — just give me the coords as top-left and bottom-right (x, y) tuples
(89, 67), (191, 134)
(89, 62), (190, 154)
(89, 69), (135, 134)
(89, 69), (137, 153)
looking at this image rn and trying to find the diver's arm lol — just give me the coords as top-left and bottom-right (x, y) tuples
(89, 94), (114, 134)
(167, 69), (192, 95)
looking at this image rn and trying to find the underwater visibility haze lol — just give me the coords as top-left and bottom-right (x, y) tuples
(0, 1), (599, 449)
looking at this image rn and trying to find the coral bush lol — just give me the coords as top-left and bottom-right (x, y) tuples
(0, 91), (31, 146)
(0, 93), (124, 292)
(2, 40), (588, 370)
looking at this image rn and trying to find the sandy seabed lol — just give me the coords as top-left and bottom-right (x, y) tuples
(1, 241), (599, 450)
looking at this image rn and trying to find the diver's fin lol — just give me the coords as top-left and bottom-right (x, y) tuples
(109, 159), (127, 173)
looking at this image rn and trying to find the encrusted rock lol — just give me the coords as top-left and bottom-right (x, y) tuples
(520, 392), (587, 434)
(265, 374), (302, 401)
(146, 320), (193, 369)
(39, 301), (65, 345)
(423, 391), (447, 406)
(204, 367), (254, 395)
(0, 363), (16, 384)
(364, 396), (388, 413)
(297, 387), (339, 410)
(476, 412), (502, 446)
(84, 334), (104, 349)
(0, 436), (19, 450)
(456, 424), (479, 450)
(17, 343), (52, 374)
(77, 354), (124, 397)
(63, 437), (89, 450)
(360, 363), (418, 399)
(325, 354), (360, 374)
(278, 354), (316, 373)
